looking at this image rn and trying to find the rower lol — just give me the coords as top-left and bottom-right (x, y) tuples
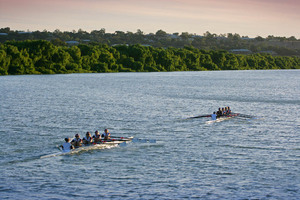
(71, 133), (82, 148)
(93, 130), (102, 143)
(211, 112), (217, 120)
(216, 108), (222, 118)
(224, 107), (228, 115)
(60, 138), (74, 152)
(227, 106), (232, 114)
(102, 129), (111, 140)
(222, 107), (226, 116)
(83, 132), (93, 145)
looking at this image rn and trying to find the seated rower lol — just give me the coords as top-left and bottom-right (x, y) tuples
(216, 108), (222, 118)
(71, 133), (82, 148)
(93, 130), (102, 143)
(222, 107), (226, 116)
(227, 106), (232, 114)
(211, 112), (217, 120)
(224, 107), (228, 115)
(102, 129), (111, 140)
(83, 132), (93, 145)
(60, 137), (74, 152)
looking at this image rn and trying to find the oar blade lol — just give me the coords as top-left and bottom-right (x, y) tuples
(119, 142), (127, 147)
(149, 139), (156, 143)
(187, 114), (211, 119)
(132, 138), (156, 143)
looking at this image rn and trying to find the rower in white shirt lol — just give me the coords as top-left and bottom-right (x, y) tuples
(60, 138), (74, 152)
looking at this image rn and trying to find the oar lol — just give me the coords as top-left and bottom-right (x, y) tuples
(103, 138), (156, 143)
(187, 114), (211, 119)
(105, 136), (156, 143)
(110, 138), (132, 142)
(110, 136), (133, 140)
(233, 113), (254, 118)
(132, 138), (156, 143)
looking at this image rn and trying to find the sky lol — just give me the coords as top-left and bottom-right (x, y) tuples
(0, 0), (299, 38)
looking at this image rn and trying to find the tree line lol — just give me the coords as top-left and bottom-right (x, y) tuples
(0, 40), (299, 75)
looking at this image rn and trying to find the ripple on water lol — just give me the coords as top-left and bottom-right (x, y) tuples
(0, 71), (299, 199)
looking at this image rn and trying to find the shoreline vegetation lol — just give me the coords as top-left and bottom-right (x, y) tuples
(0, 27), (299, 75)
(0, 40), (299, 75)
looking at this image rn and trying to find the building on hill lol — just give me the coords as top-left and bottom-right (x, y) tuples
(66, 41), (79, 46)
(18, 31), (32, 34)
(229, 49), (252, 55)
(259, 50), (277, 55)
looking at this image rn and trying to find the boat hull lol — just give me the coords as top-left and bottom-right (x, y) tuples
(206, 113), (239, 124)
(40, 137), (133, 158)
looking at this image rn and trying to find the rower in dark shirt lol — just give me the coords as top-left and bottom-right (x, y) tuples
(71, 134), (82, 148)
(216, 108), (222, 118)
(227, 107), (232, 114)
(222, 107), (226, 116)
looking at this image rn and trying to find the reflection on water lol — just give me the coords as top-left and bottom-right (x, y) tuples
(0, 70), (299, 199)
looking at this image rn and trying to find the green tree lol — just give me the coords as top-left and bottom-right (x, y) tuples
(155, 30), (167, 38)
(247, 56), (259, 69)
(224, 54), (239, 70)
(210, 51), (226, 69)
(0, 49), (10, 75)
(132, 61), (144, 71)
(92, 62), (109, 72)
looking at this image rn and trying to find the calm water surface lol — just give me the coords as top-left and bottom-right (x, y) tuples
(0, 70), (299, 199)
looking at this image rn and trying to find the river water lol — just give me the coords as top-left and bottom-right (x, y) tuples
(0, 70), (299, 199)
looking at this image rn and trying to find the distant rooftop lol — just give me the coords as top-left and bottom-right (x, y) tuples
(18, 32), (33, 34)
(241, 37), (254, 40)
(230, 49), (252, 54)
(66, 41), (79, 44)
(230, 49), (251, 52)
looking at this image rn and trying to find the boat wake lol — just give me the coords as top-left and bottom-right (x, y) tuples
(205, 113), (240, 124)
(40, 143), (119, 159)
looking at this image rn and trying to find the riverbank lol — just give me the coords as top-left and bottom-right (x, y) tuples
(1, 40), (299, 75)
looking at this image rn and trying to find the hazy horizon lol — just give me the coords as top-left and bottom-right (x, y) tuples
(0, 0), (299, 38)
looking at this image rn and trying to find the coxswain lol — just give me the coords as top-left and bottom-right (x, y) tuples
(60, 138), (74, 152)
(211, 112), (217, 120)
(71, 133), (82, 148)
(102, 129), (111, 140)
(93, 130), (102, 143)
(83, 132), (93, 145)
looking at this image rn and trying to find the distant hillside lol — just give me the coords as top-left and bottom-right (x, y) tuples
(0, 27), (299, 57)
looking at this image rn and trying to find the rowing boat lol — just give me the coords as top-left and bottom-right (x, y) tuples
(40, 136), (133, 158)
(206, 113), (240, 124)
